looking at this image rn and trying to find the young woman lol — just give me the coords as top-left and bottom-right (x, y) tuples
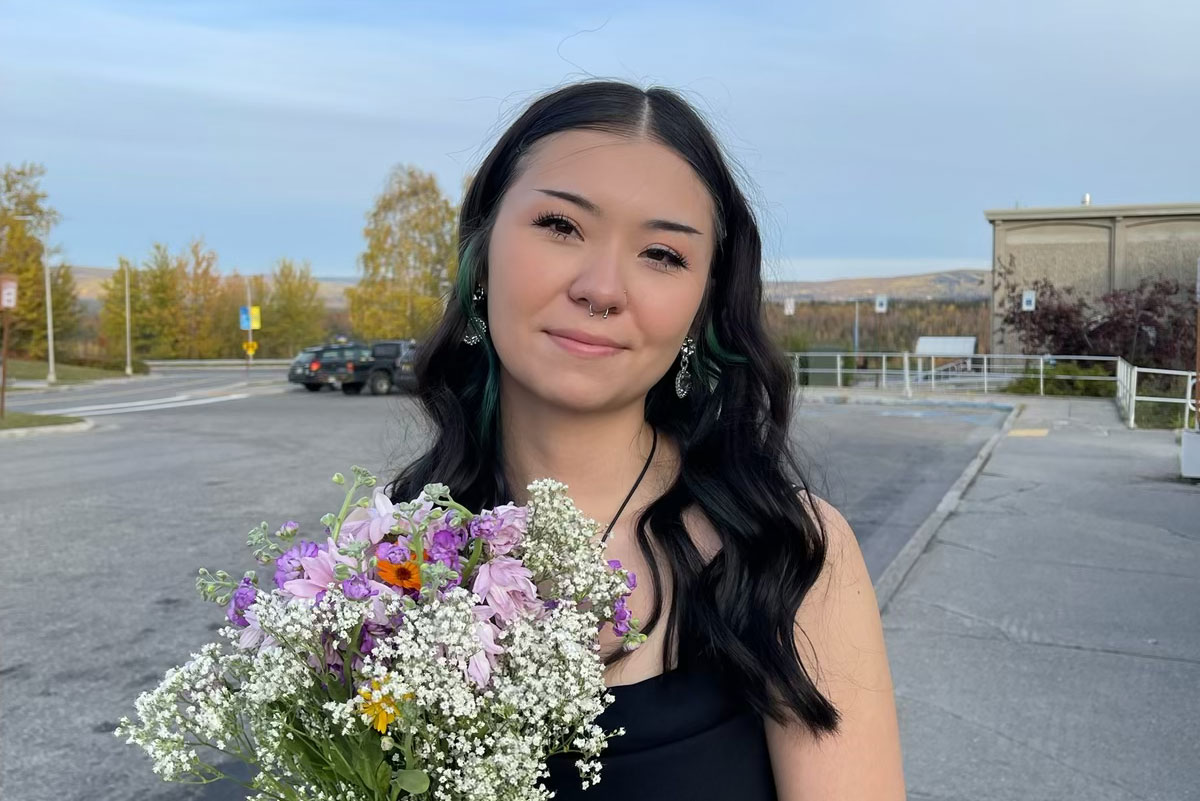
(389, 80), (905, 800)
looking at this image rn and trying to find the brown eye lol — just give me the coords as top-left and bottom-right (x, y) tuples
(532, 212), (579, 240)
(642, 246), (689, 271)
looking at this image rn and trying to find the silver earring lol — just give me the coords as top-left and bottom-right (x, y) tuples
(463, 285), (487, 345)
(675, 336), (696, 399)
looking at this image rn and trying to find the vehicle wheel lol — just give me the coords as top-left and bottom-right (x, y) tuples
(304, 383), (323, 392)
(342, 382), (364, 395)
(369, 372), (392, 396)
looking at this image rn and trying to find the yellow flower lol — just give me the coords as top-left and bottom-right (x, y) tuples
(358, 680), (398, 734)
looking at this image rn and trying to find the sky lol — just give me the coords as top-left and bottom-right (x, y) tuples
(2, 0), (1198, 282)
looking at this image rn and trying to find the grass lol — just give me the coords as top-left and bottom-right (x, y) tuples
(0, 410), (83, 430)
(5, 359), (127, 383)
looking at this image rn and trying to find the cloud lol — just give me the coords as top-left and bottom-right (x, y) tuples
(1, 0), (1197, 273)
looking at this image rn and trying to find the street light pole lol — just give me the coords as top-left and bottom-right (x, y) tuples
(43, 250), (56, 384)
(124, 264), (133, 376)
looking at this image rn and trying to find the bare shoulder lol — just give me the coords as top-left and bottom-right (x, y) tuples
(765, 489), (907, 800)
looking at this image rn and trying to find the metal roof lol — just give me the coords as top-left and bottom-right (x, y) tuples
(915, 336), (977, 356)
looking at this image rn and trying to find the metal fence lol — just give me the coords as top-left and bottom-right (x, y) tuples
(790, 351), (1197, 430)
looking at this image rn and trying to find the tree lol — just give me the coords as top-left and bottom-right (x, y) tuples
(178, 240), (223, 359)
(138, 244), (185, 358)
(347, 165), (457, 340)
(262, 258), (326, 357)
(0, 163), (81, 359)
(98, 257), (146, 358)
(996, 254), (1197, 370)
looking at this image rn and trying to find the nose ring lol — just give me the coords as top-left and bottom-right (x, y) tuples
(588, 303), (611, 319)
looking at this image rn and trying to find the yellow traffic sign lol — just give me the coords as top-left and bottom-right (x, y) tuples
(241, 340), (259, 355)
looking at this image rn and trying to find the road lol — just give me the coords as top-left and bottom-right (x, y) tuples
(0, 369), (1005, 801)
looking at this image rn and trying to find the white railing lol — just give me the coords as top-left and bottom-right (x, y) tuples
(792, 351), (1195, 429)
(790, 351), (1117, 395)
(1115, 357), (1198, 430)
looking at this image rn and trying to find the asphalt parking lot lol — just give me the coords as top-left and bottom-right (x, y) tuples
(0, 370), (1005, 801)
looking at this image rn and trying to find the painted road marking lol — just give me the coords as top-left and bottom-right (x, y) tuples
(38, 393), (250, 416)
(1008, 428), (1050, 437)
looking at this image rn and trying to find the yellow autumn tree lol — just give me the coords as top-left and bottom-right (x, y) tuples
(347, 165), (457, 340)
(0, 163), (81, 359)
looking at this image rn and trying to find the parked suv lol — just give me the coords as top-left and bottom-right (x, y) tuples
(288, 343), (372, 392)
(356, 339), (420, 396)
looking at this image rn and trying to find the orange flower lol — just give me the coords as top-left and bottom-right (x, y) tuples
(377, 557), (422, 591)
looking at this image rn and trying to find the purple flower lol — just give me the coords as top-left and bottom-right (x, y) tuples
(472, 504), (527, 556)
(341, 574), (379, 601)
(282, 539), (355, 600)
(275, 540), (319, 590)
(279, 520), (300, 537)
(611, 596), (632, 636)
(471, 557), (539, 623)
(375, 541), (411, 564)
(607, 558), (637, 590)
(428, 526), (465, 569)
(226, 577), (258, 628)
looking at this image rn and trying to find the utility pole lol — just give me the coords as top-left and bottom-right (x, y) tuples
(853, 300), (860, 354)
(124, 264), (133, 376)
(44, 250), (56, 384)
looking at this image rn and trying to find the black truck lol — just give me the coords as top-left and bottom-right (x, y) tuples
(341, 339), (420, 396)
(289, 339), (419, 395)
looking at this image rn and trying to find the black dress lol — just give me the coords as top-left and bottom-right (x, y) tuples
(543, 667), (779, 800)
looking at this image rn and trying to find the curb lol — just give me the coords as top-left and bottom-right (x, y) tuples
(0, 418), (95, 440)
(799, 390), (1017, 413)
(868, 400), (1025, 611)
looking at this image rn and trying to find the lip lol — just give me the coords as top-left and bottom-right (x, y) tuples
(544, 328), (627, 357)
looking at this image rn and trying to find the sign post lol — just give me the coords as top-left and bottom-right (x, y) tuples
(1, 274), (17, 419)
(239, 295), (262, 378)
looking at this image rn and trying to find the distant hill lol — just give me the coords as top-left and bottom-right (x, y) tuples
(72, 266), (992, 310)
(763, 269), (990, 303)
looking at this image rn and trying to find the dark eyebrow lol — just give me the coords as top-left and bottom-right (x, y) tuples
(535, 188), (705, 236)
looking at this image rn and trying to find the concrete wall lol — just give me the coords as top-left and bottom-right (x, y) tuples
(986, 205), (1200, 354)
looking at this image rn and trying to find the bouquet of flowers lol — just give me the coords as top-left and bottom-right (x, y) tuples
(116, 466), (645, 801)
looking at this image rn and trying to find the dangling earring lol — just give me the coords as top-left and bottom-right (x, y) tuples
(675, 336), (696, 398)
(463, 285), (487, 345)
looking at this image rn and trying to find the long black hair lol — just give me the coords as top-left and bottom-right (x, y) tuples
(389, 80), (840, 738)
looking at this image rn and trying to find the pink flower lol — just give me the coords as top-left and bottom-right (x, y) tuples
(471, 557), (538, 623)
(471, 503), (528, 556)
(340, 489), (401, 546)
(467, 608), (505, 687)
(282, 539), (354, 600)
(236, 607), (278, 651)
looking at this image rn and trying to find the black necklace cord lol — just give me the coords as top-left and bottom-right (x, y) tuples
(600, 426), (658, 544)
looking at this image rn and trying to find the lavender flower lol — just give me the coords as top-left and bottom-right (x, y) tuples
(428, 526), (465, 569)
(611, 596), (632, 636)
(226, 577), (257, 628)
(341, 574), (378, 601)
(274, 540), (319, 590)
(374, 541), (410, 564)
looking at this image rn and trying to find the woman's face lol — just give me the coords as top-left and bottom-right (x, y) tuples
(485, 129), (716, 412)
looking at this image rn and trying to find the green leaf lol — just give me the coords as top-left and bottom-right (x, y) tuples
(393, 769), (430, 794)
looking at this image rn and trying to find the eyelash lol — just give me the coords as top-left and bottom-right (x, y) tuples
(531, 211), (690, 271)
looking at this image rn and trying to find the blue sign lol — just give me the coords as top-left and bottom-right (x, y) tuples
(239, 306), (251, 331)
